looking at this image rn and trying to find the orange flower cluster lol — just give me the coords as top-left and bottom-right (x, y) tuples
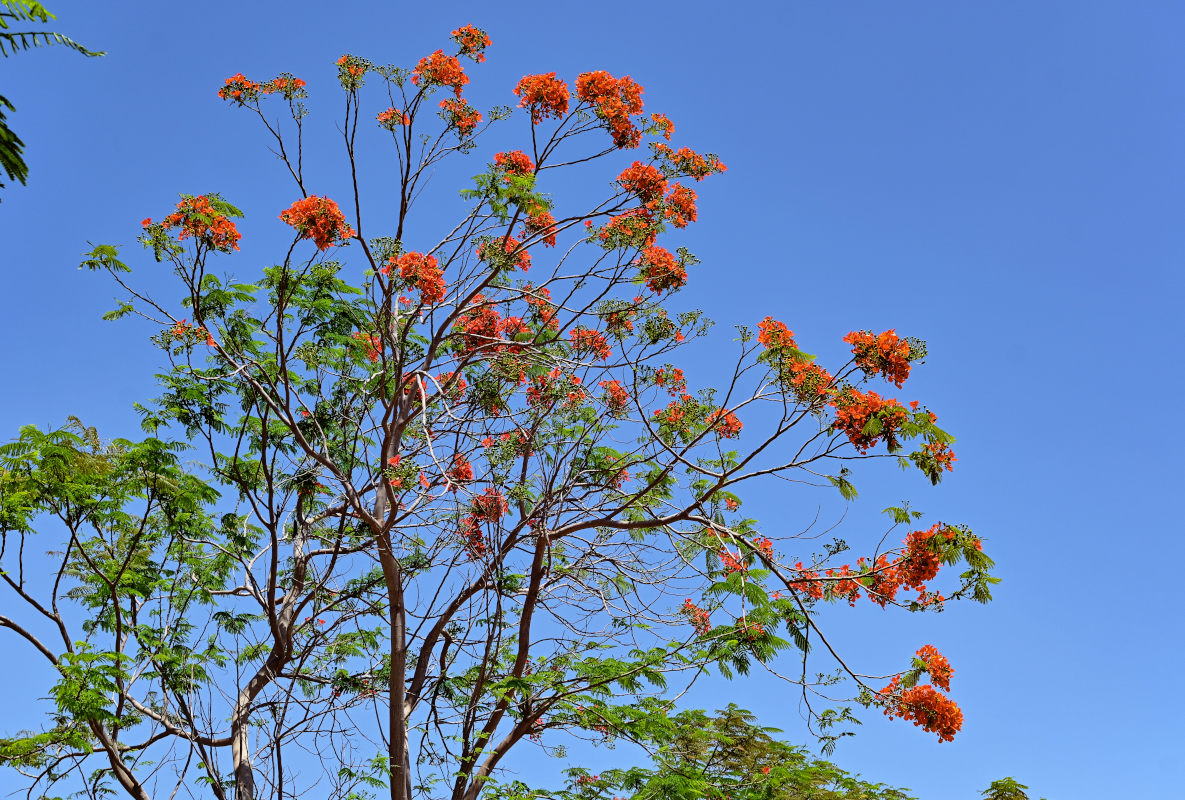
(617, 161), (668, 203)
(527, 369), (585, 409)
(650, 112), (674, 140)
(514, 72), (571, 124)
(280, 196), (356, 251)
(446, 453), (474, 490)
(719, 548), (747, 574)
(439, 98), (482, 136)
(494, 150), (534, 179)
(880, 647), (963, 742)
(831, 388), (908, 452)
(682, 599), (712, 635)
(523, 285), (559, 331)
(575, 70), (645, 148)
(217, 73), (259, 101)
(459, 515), (486, 559)
(478, 235), (531, 272)
(569, 327), (612, 361)
(522, 210), (558, 247)
(599, 379), (630, 415)
(919, 441), (957, 475)
(412, 50), (469, 97)
(751, 537), (773, 559)
(450, 24), (491, 62)
(652, 393), (697, 434)
(654, 366), (686, 395)
(351, 331), (381, 363)
(916, 644), (953, 691)
(707, 409), (743, 438)
(500, 316), (530, 355)
(844, 329), (912, 388)
(788, 563), (825, 600)
(604, 307), (636, 337)
(757, 317), (797, 349)
(160, 195), (242, 252)
(596, 208), (658, 249)
(166, 318), (216, 347)
(824, 563), (864, 606)
(472, 487), (508, 521)
(387, 252), (445, 305)
(336, 55), (367, 88)
(217, 73), (307, 103)
(269, 75), (305, 96)
(454, 296), (502, 355)
(657, 144), (727, 180)
(793, 363), (835, 402)
(740, 621), (766, 641)
(436, 370), (468, 402)
(639, 246), (687, 294)
(663, 183), (697, 228)
(377, 107), (410, 129)
(755, 320), (834, 402)
(899, 523), (953, 589)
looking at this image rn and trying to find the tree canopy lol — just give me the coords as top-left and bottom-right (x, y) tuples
(1, 25), (996, 800)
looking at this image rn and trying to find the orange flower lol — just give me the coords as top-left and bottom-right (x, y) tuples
(412, 50), (469, 97)
(514, 73), (570, 123)
(279, 196), (355, 250)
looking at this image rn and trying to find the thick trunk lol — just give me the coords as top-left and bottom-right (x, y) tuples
(377, 529), (411, 800)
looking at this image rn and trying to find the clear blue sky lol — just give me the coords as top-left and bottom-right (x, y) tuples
(3, 2), (1183, 798)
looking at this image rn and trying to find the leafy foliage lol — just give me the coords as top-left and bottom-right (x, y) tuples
(0, 26), (995, 800)
(0, 1), (103, 191)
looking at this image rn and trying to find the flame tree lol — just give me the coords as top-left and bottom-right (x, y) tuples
(0, 25), (996, 800)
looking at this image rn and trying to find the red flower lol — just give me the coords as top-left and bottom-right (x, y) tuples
(681, 599), (712, 635)
(654, 367), (686, 395)
(575, 70), (645, 148)
(472, 487), (508, 521)
(757, 317), (796, 349)
(446, 453), (474, 490)
(439, 98), (482, 136)
(385, 251), (445, 305)
(657, 144), (727, 180)
(161, 195), (241, 252)
(650, 112), (674, 140)
(377, 107), (410, 129)
(478, 235), (531, 272)
(879, 670), (963, 743)
(663, 183), (697, 228)
(916, 644), (954, 692)
(599, 379), (630, 415)
(351, 331), (381, 362)
(522, 210), (558, 247)
(514, 72), (571, 124)
(494, 150), (535, 179)
(830, 388), (908, 452)
(412, 50), (469, 97)
(617, 161), (667, 203)
(450, 24), (491, 62)
(569, 327), (612, 361)
(707, 409), (743, 438)
(596, 208), (658, 249)
(279, 196), (355, 250)
(638, 246), (686, 294)
(843, 329), (912, 387)
(454, 295), (502, 355)
(459, 514), (486, 559)
(217, 73), (260, 103)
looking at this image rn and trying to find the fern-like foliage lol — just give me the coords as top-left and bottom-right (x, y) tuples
(0, 1), (103, 191)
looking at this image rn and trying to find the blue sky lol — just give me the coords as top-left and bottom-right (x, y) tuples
(3, 2), (1183, 798)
